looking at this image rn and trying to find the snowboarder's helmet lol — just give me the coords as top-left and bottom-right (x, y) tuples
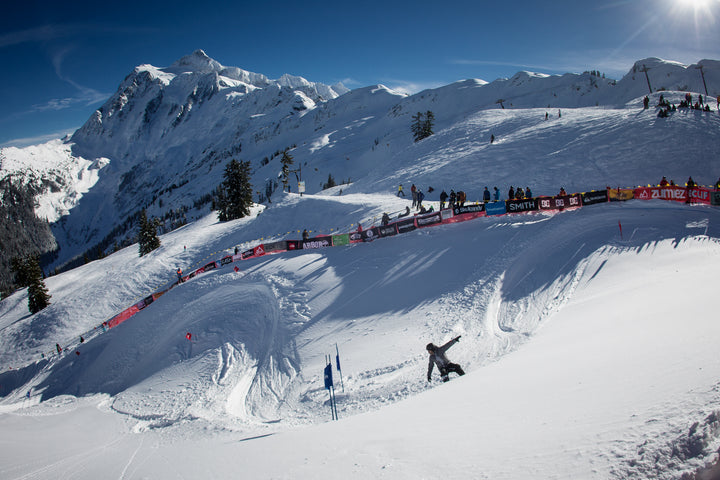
(426, 343), (436, 352)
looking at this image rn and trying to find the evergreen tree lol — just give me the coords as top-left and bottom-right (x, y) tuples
(10, 256), (32, 288)
(411, 112), (425, 142)
(216, 159), (253, 222)
(323, 174), (336, 190)
(26, 254), (51, 314)
(423, 110), (435, 139)
(411, 111), (435, 142)
(138, 209), (161, 256)
(280, 151), (294, 192)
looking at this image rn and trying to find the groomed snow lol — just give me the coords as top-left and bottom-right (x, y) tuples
(1, 190), (719, 479)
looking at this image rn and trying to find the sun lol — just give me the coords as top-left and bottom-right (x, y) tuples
(674, 0), (717, 10)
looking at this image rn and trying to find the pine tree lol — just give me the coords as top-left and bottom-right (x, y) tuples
(323, 174), (336, 190)
(138, 209), (161, 256)
(423, 110), (435, 138)
(10, 256), (32, 288)
(411, 112), (425, 142)
(280, 151), (294, 192)
(411, 111), (435, 142)
(216, 159), (253, 222)
(26, 254), (51, 314)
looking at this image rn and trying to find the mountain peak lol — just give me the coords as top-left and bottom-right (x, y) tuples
(169, 49), (223, 74)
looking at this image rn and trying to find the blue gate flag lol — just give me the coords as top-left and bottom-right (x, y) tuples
(324, 363), (334, 389)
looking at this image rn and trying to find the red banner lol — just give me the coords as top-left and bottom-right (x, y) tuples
(107, 305), (140, 328)
(633, 186), (712, 204)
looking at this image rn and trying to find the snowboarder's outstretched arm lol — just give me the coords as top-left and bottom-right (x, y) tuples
(427, 357), (435, 381)
(437, 335), (461, 354)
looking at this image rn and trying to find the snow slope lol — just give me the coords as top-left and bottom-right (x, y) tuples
(1, 189), (719, 479)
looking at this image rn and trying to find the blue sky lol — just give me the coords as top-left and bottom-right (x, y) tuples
(1, 0), (718, 147)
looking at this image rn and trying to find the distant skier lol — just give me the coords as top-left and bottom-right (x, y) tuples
(426, 336), (465, 382)
(176, 268), (184, 283)
(397, 184), (406, 197)
(302, 229), (310, 241)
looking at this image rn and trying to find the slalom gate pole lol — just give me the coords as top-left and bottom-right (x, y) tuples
(335, 343), (344, 393)
(325, 355), (337, 420)
(618, 220), (623, 240)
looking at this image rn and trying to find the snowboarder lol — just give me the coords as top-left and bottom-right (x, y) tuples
(411, 184), (418, 208)
(176, 268), (184, 283)
(493, 187), (500, 201)
(427, 336), (464, 382)
(381, 212), (390, 225)
(416, 190), (425, 210)
(397, 184), (405, 197)
(302, 229), (310, 241)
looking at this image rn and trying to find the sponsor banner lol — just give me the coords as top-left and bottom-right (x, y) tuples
(440, 208), (454, 222)
(263, 240), (287, 253)
(688, 187), (712, 205)
(453, 203), (485, 216)
(303, 236), (332, 249)
(253, 245), (266, 257)
(608, 188), (634, 201)
(416, 211), (442, 228)
(634, 186), (686, 202)
(506, 198), (539, 213)
(538, 194), (582, 211)
(395, 217), (417, 234)
(445, 203), (486, 223)
(361, 227), (381, 242)
(286, 240), (303, 251)
(136, 294), (155, 311)
(220, 255), (234, 266)
(152, 290), (168, 301)
(203, 261), (218, 271)
(712, 191), (720, 206)
(377, 224), (398, 237)
(241, 248), (255, 259)
(633, 186), (712, 204)
(485, 201), (506, 216)
(348, 231), (364, 243)
(332, 234), (350, 246)
(107, 305), (140, 328)
(581, 190), (609, 206)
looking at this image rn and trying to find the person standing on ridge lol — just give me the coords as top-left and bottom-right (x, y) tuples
(427, 336), (464, 382)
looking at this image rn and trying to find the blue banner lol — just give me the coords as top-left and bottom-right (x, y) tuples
(485, 201), (507, 216)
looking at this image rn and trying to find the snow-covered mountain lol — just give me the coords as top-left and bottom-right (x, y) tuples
(1, 51), (719, 272)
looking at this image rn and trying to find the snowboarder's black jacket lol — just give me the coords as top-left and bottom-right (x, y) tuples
(427, 336), (460, 379)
